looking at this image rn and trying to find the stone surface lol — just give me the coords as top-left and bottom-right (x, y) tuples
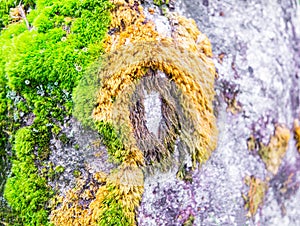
(47, 118), (116, 196)
(136, 0), (300, 225)
(2, 1), (300, 225)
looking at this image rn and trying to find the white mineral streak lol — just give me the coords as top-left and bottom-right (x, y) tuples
(138, 0), (300, 226)
(144, 90), (161, 137)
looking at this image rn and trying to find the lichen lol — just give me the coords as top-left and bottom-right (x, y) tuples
(294, 119), (300, 152)
(243, 175), (268, 217)
(258, 125), (290, 175)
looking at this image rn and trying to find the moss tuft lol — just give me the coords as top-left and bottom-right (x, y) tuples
(0, 0), (113, 224)
(4, 127), (53, 225)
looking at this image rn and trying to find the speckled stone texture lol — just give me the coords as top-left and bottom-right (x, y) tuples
(47, 118), (116, 196)
(137, 0), (300, 225)
(21, 0), (300, 225)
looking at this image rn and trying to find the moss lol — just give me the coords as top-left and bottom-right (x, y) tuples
(88, 1), (217, 169)
(0, 0), (113, 224)
(4, 127), (53, 225)
(153, 0), (169, 7)
(95, 121), (127, 163)
(92, 40), (217, 167)
(59, 133), (69, 144)
(55, 165), (65, 174)
(97, 184), (133, 226)
(176, 164), (193, 183)
(72, 58), (105, 128)
(50, 169), (136, 226)
(73, 169), (82, 178)
(69, 1), (217, 224)
(74, 143), (80, 150)
(100, 165), (144, 225)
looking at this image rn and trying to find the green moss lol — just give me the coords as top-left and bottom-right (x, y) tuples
(183, 215), (195, 226)
(153, 0), (169, 7)
(4, 127), (53, 225)
(95, 121), (127, 164)
(74, 143), (80, 150)
(0, 0), (113, 224)
(59, 133), (69, 144)
(73, 169), (81, 178)
(72, 59), (102, 128)
(55, 165), (65, 173)
(98, 185), (131, 226)
(73, 64), (127, 163)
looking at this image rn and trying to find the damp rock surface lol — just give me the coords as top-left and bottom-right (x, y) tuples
(137, 0), (300, 226)
(1, 0), (298, 225)
(47, 118), (116, 196)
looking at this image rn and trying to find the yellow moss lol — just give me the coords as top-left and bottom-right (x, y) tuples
(243, 176), (268, 217)
(54, 0), (218, 224)
(50, 167), (142, 226)
(50, 177), (102, 225)
(294, 119), (300, 152)
(104, 165), (144, 224)
(169, 14), (215, 76)
(92, 0), (217, 168)
(104, 2), (160, 52)
(93, 41), (217, 166)
(93, 171), (108, 183)
(259, 125), (290, 175)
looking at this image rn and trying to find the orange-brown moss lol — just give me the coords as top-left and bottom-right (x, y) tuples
(104, 0), (159, 52)
(93, 40), (217, 166)
(54, 0), (217, 224)
(50, 173), (107, 225)
(50, 168), (143, 226)
(92, 0), (217, 168)
(101, 165), (144, 224)
(169, 14), (215, 76)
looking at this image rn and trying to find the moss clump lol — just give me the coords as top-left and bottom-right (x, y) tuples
(97, 166), (144, 226)
(50, 175), (104, 226)
(153, 0), (169, 7)
(4, 127), (53, 225)
(93, 40), (217, 167)
(89, 0), (217, 169)
(183, 215), (195, 226)
(0, 0), (113, 224)
(68, 0), (217, 225)
(50, 168), (143, 226)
